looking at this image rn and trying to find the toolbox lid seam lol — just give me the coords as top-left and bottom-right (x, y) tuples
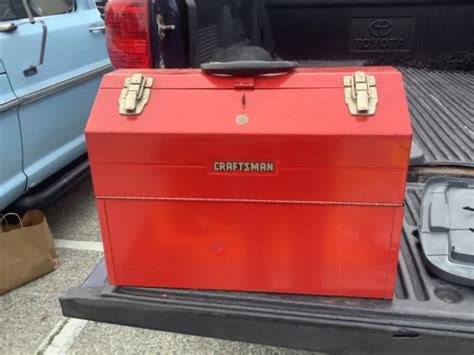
(96, 195), (404, 207)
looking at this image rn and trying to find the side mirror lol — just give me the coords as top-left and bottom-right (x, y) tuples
(29, 0), (74, 17)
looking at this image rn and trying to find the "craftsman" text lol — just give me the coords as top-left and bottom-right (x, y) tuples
(213, 161), (275, 173)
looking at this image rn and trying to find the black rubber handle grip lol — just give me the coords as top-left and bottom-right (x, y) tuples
(201, 61), (298, 77)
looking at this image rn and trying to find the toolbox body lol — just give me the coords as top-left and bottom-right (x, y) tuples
(86, 67), (411, 299)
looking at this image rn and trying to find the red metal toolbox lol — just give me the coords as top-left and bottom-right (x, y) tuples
(86, 66), (412, 299)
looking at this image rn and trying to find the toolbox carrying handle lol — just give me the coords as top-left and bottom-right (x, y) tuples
(201, 61), (298, 77)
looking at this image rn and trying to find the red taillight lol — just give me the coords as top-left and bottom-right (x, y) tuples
(105, 0), (152, 68)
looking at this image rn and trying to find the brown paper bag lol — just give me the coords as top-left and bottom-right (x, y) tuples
(0, 210), (58, 295)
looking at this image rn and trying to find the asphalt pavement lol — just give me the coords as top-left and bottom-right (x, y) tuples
(0, 177), (318, 355)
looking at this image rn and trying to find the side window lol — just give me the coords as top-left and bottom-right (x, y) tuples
(95, 0), (107, 19)
(29, 0), (75, 17)
(0, 0), (27, 21)
(0, 0), (75, 22)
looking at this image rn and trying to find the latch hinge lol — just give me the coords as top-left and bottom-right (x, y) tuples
(119, 73), (154, 115)
(343, 71), (378, 116)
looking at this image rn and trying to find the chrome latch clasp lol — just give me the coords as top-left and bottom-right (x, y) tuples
(343, 71), (378, 116)
(119, 73), (153, 115)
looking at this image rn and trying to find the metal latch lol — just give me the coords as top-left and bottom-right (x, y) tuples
(156, 14), (175, 40)
(119, 73), (153, 115)
(343, 71), (378, 116)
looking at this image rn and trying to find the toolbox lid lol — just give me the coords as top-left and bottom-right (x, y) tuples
(86, 67), (411, 204)
(98, 66), (407, 91)
(87, 67), (411, 138)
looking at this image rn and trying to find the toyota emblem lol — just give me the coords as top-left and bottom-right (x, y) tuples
(369, 20), (394, 37)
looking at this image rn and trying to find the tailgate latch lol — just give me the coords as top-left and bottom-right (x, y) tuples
(119, 73), (154, 115)
(343, 71), (378, 116)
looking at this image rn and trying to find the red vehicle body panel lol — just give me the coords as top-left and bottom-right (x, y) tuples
(86, 67), (412, 299)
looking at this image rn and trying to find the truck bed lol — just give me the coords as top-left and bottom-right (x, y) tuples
(60, 67), (474, 354)
(400, 67), (473, 168)
(62, 0), (474, 344)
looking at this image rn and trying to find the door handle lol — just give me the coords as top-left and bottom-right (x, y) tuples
(89, 24), (105, 33)
(0, 22), (17, 32)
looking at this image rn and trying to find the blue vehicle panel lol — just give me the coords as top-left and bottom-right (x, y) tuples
(0, 62), (26, 209)
(0, 0), (110, 210)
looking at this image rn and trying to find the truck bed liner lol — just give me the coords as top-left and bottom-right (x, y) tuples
(299, 66), (474, 168)
(401, 68), (473, 167)
(60, 183), (474, 354)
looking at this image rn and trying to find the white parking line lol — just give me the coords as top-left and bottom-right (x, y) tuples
(35, 318), (88, 355)
(54, 239), (103, 252)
